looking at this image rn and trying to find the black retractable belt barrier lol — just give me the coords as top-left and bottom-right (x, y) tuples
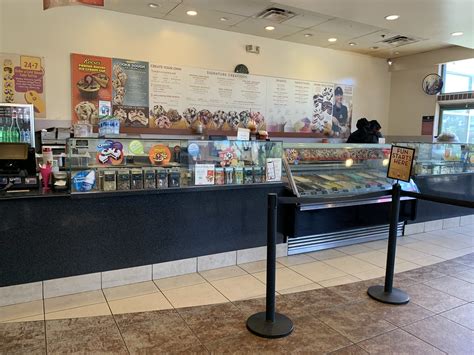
(368, 183), (410, 304)
(368, 183), (474, 305)
(246, 193), (294, 338)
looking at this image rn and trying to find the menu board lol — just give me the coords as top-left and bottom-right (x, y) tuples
(1, 53), (46, 118)
(71, 53), (353, 138)
(112, 58), (149, 128)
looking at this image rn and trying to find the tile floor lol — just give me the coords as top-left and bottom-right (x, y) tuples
(0, 226), (473, 353)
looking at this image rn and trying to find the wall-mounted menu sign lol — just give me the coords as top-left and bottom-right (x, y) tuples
(1, 53), (46, 118)
(387, 146), (415, 182)
(71, 53), (353, 138)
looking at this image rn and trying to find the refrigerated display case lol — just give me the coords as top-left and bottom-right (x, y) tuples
(394, 142), (473, 222)
(0, 103), (35, 147)
(67, 138), (283, 194)
(280, 143), (417, 254)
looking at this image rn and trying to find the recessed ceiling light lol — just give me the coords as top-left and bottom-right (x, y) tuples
(220, 17), (229, 22)
(328, 37), (337, 42)
(304, 33), (313, 38)
(371, 46), (379, 50)
(148, 3), (159, 8)
(186, 10), (198, 16)
(349, 42), (357, 46)
(385, 15), (399, 21)
(451, 31), (463, 36)
(394, 51), (400, 55)
(265, 26), (275, 31)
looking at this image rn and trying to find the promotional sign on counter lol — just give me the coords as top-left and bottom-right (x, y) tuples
(1, 53), (46, 118)
(387, 146), (415, 182)
(71, 53), (354, 137)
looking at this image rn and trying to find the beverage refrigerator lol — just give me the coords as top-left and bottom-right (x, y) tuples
(0, 103), (36, 147)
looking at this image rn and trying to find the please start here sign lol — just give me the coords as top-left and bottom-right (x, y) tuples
(387, 146), (415, 182)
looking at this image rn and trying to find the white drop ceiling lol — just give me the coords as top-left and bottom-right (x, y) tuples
(103, 0), (474, 58)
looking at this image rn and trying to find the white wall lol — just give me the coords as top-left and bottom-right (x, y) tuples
(0, 0), (391, 132)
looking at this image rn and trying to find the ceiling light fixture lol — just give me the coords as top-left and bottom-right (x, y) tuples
(387, 59), (393, 66)
(349, 42), (356, 46)
(220, 17), (229, 22)
(148, 3), (159, 8)
(371, 46), (379, 50)
(328, 37), (337, 42)
(265, 26), (275, 31)
(384, 15), (399, 21)
(304, 33), (313, 38)
(394, 51), (400, 55)
(451, 31), (463, 36)
(186, 10), (198, 16)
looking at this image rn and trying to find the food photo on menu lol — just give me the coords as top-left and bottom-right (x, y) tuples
(112, 59), (149, 128)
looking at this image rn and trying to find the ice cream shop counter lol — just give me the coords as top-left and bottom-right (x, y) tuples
(0, 138), (286, 287)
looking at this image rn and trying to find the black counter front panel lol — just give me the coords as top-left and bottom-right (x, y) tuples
(0, 185), (285, 287)
(409, 173), (473, 223)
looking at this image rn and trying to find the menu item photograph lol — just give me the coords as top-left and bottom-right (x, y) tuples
(75, 101), (98, 125)
(71, 54), (112, 126)
(112, 58), (149, 127)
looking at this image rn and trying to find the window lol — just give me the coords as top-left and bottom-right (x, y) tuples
(442, 58), (474, 93)
(439, 105), (474, 143)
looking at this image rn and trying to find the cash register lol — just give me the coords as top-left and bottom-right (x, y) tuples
(0, 143), (38, 191)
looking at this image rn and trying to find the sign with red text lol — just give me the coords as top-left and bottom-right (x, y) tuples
(387, 146), (415, 182)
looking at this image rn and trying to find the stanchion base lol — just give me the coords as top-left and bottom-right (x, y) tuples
(368, 285), (410, 305)
(246, 312), (294, 339)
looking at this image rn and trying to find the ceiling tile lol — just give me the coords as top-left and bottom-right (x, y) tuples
(282, 29), (353, 47)
(105, 0), (179, 16)
(310, 18), (381, 37)
(280, 10), (333, 28)
(165, 5), (247, 28)
(230, 17), (303, 39)
(180, 0), (272, 17)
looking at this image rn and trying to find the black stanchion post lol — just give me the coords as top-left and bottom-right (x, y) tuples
(367, 183), (410, 305)
(246, 193), (293, 338)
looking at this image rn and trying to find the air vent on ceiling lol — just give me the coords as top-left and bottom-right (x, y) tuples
(256, 7), (296, 23)
(378, 35), (419, 47)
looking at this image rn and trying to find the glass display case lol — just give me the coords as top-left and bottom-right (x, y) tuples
(395, 143), (473, 176)
(284, 143), (400, 198)
(67, 138), (282, 194)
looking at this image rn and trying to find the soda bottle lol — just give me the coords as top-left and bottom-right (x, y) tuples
(5, 117), (12, 142)
(0, 117), (4, 142)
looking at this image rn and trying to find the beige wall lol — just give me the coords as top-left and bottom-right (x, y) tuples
(1, 0), (391, 131)
(388, 65), (438, 137)
(387, 46), (474, 137)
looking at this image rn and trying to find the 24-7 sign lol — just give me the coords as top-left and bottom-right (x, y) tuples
(387, 146), (415, 182)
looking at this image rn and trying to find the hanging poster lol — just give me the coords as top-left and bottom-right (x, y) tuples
(332, 84), (352, 138)
(71, 53), (112, 126)
(43, 0), (103, 10)
(112, 59), (149, 128)
(1, 53), (46, 118)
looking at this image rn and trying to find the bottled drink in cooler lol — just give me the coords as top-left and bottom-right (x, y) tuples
(11, 118), (20, 142)
(0, 118), (5, 142)
(4, 117), (12, 142)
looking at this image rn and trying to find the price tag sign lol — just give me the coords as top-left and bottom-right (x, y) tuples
(387, 145), (415, 182)
(20, 56), (42, 71)
(237, 128), (250, 141)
